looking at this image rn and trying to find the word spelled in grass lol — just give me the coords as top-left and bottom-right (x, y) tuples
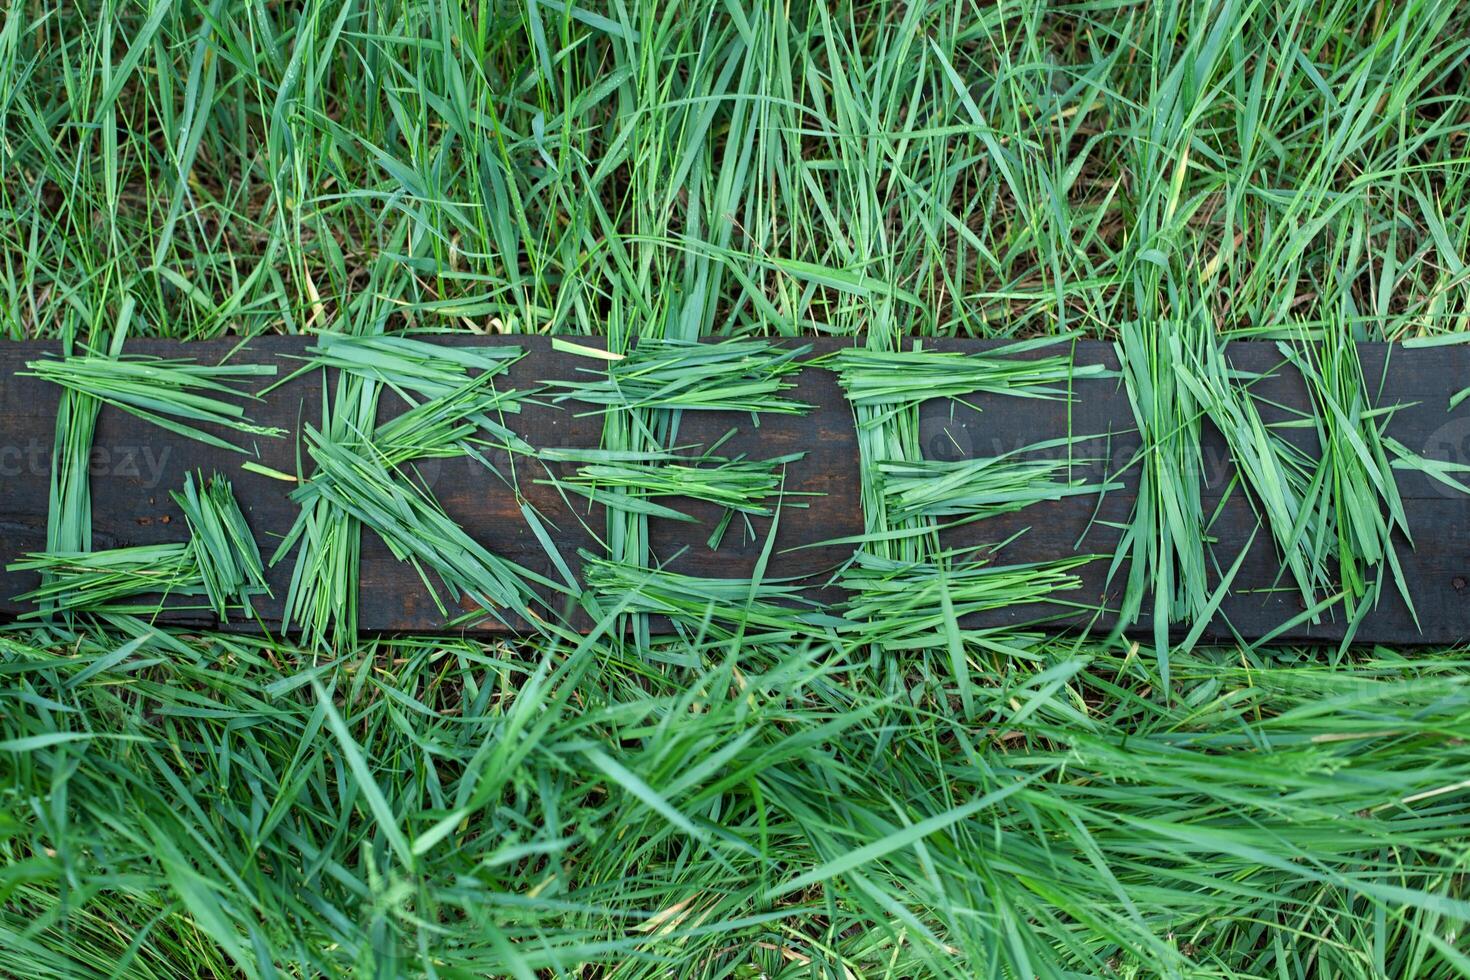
(4, 0), (1470, 976)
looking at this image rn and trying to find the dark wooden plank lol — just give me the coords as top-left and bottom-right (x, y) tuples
(0, 336), (1467, 643)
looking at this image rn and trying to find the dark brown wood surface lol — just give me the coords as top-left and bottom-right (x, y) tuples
(2, 335), (1467, 644)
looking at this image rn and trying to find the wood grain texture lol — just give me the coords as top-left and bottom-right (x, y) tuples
(1, 336), (1467, 643)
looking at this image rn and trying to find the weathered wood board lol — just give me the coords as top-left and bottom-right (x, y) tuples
(1, 335), (1467, 644)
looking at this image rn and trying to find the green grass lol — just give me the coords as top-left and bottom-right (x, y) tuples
(4, 0), (1470, 977)
(273, 337), (542, 645)
(11, 472), (267, 621)
(23, 354), (284, 453)
(878, 434), (1115, 526)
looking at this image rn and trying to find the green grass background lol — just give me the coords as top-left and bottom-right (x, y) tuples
(3, 0), (1470, 976)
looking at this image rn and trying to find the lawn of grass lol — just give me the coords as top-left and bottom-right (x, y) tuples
(3, 0), (1470, 976)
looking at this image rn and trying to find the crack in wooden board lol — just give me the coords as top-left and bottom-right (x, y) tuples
(0, 336), (1467, 643)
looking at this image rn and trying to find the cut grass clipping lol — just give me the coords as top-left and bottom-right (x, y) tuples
(289, 333), (533, 453)
(581, 551), (838, 642)
(11, 472), (266, 620)
(1110, 322), (1464, 682)
(832, 334), (1107, 564)
(10, 542), (200, 617)
(837, 549), (1100, 652)
(24, 354), (283, 453)
(832, 335), (1109, 681)
(1280, 332), (1418, 625)
(879, 434), (1116, 525)
(271, 334), (558, 646)
(549, 337), (812, 417)
(291, 427), (566, 629)
(550, 336), (819, 646)
(1109, 320), (1212, 680)
(172, 471), (270, 620)
(540, 446), (806, 548)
